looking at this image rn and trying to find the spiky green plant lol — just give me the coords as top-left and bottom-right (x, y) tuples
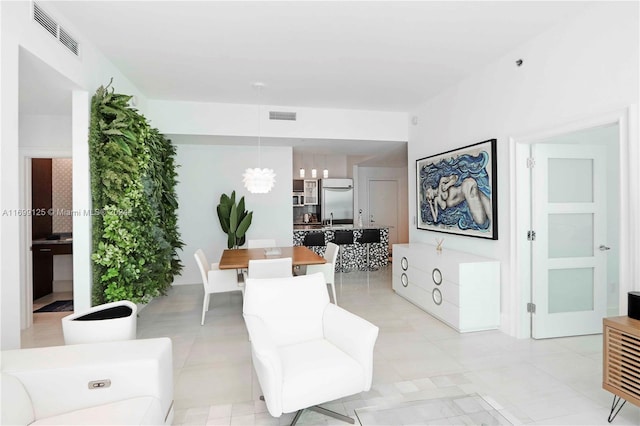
(217, 191), (253, 249)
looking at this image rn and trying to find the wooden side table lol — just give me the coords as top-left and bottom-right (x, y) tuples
(603, 316), (640, 422)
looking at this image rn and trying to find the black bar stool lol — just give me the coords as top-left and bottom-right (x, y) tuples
(332, 230), (354, 286)
(303, 232), (325, 248)
(300, 232), (325, 275)
(356, 229), (381, 271)
(356, 228), (381, 288)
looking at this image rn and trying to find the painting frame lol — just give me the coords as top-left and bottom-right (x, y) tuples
(416, 139), (498, 240)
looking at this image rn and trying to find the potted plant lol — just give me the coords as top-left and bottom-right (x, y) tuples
(217, 191), (253, 248)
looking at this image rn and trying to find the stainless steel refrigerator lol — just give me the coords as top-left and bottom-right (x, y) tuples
(321, 178), (353, 224)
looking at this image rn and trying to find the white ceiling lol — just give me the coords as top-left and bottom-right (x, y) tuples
(22, 1), (593, 164)
(49, 1), (591, 111)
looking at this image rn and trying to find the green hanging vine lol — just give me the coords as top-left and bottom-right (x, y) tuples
(89, 82), (183, 304)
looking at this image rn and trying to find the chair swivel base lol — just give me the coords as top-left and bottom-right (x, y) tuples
(260, 396), (355, 425)
(291, 406), (355, 426)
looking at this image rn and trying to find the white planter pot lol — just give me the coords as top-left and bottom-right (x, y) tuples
(62, 300), (137, 345)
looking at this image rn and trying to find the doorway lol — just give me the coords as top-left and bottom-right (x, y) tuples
(368, 179), (399, 252)
(514, 120), (623, 339)
(30, 157), (74, 314)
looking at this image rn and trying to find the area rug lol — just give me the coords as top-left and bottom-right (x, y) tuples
(34, 300), (73, 313)
(355, 393), (513, 425)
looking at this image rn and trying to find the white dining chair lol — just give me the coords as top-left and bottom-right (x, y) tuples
(194, 249), (244, 325)
(247, 239), (277, 248)
(247, 257), (293, 279)
(306, 242), (340, 305)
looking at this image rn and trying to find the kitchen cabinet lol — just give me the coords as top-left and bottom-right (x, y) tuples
(293, 179), (304, 192)
(303, 180), (318, 205)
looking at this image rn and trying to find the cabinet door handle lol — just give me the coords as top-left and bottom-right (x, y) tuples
(38, 248), (52, 252)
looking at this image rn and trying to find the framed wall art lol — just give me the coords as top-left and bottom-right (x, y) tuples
(416, 139), (498, 240)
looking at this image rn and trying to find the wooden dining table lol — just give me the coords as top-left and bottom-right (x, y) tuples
(218, 246), (325, 270)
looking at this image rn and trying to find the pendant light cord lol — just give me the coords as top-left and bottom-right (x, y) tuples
(253, 81), (264, 169)
(258, 101), (262, 169)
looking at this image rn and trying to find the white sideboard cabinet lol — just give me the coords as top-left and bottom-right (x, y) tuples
(392, 243), (500, 332)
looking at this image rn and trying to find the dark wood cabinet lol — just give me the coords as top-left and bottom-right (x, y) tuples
(293, 179), (304, 192)
(31, 242), (72, 300)
(32, 246), (53, 300)
(32, 159), (54, 300)
(32, 159), (52, 240)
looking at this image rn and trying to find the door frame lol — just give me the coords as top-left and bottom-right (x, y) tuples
(509, 106), (638, 339)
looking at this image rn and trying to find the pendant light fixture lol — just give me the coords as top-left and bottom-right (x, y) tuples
(243, 82), (276, 193)
(323, 154), (329, 179)
(299, 152), (305, 178)
(311, 154), (317, 178)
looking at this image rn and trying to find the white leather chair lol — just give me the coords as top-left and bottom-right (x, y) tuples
(1, 338), (174, 425)
(247, 238), (277, 248)
(306, 242), (340, 305)
(243, 273), (379, 425)
(247, 257), (293, 279)
(194, 249), (243, 325)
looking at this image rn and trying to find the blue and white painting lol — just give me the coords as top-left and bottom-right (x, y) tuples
(417, 139), (498, 239)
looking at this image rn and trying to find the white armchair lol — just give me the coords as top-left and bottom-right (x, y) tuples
(243, 273), (379, 424)
(1, 337), (174, 425)
(195, 249), (243, 325)
(306, 242), (340, 305)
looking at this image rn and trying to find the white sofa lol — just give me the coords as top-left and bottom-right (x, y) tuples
(1, 337), (173, 425)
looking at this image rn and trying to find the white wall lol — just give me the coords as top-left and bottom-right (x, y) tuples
(147, 100), (408, 142)
(1, 1), (147, 349)
(408, 2), (639, 336)
(174, 144), (293, 285)
(19, 114), (72, 149)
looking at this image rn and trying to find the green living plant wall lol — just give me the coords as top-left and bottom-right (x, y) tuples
(89, 82), (183, 304)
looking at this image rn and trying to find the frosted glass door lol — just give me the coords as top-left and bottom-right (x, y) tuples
(531, 144), (607, 339)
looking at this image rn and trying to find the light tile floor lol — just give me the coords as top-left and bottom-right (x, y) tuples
(22, 267), (640, 425)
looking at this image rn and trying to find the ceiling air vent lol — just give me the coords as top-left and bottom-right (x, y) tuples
(33, 2), (80, 56)
(269, 111), (297, 121)
(59, 28), (79, 56)
(33, 2), (57, 37)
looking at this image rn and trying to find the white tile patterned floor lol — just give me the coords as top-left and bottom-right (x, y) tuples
(354, 393), (512, 425)
(22, 267), (640, 425)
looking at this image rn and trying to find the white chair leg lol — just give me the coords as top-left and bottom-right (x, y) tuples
(201, 293), (210, 326)
(330, 282), (338, 306)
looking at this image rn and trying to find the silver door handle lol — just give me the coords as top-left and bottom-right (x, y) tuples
(599, 245), (611, 251)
